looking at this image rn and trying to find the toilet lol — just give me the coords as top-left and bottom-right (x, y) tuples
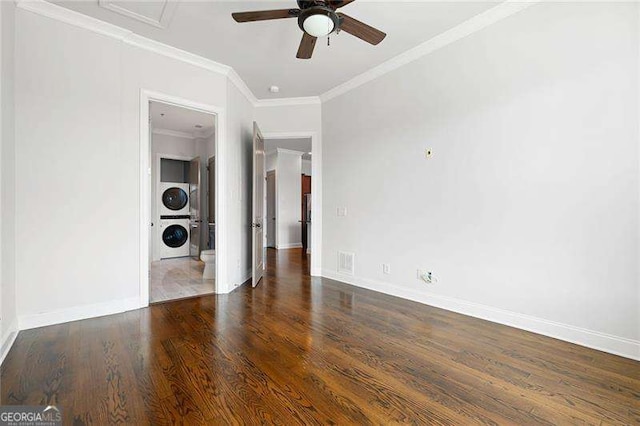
(200, 249), (216, 280)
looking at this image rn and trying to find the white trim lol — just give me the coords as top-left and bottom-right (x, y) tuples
(255, 97), (321, 108)
(18, 298), (140, 331)
(263, 131), (322, 276)
(322, 270), (640, 361)
(123, 33), (231, 76)
(98, 0), (178, 29)
(152, 128), (195, 140)
(0, 319), (18, 366)
(14, 1), (318, 108)
(276, 147), (305, 156)
(140, 90), (229, 309)
(277, 243), (303, 250)
(240, 268), (252, 286)
(637, 0), (640, 357)
(16, 0), (131, 39)
(320, 0), (539, 102)
(228, 69), (258, 105)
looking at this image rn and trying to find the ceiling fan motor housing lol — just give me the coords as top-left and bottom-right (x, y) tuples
(297, 5), (340, 36)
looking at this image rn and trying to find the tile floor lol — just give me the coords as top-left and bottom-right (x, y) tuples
(150, 257), (215, 303)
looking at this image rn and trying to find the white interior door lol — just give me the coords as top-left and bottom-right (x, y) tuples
(252, 122), (266, 287)
(189, 156), (201, 259)
(208, 156), (215, 250)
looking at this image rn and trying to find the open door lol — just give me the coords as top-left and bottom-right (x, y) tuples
(208, 156), (215, 249)
(189, 156), (201, 259)
(252, 122), (265, 287)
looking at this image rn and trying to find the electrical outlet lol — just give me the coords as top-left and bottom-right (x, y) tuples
(417, 269), (436, 284)
(382, 263), (391, 274)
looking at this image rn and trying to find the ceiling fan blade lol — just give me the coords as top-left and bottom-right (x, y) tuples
(296, 32), (317, 59)
(337, 13), (386, 45)
(232, 9), (299, 23)
(327, 0), (356, 8)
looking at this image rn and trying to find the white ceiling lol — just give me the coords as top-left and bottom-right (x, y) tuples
(150, 101), (216, 137)
(55, 1), (499, 99)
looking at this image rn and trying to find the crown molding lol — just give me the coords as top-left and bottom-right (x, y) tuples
(14, 0), (304, 108)
(124, 33), (232, 76)
(255, 97), (321, 108)
(276, 148), (305, 156)
(152, 128), (195, 139)
(195, 128), (216, 140)
(98, 0), (179, 30)
(17, 0), (131, 40)
(320, 0), (539, 102)
(17, 0), (539, 108)
(228, 69), (258, 105)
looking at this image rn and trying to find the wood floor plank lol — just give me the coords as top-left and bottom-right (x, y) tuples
(2, 248), (639, 424)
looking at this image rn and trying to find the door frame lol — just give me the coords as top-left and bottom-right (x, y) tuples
(261, 131), (322, 276)
(140, 89), (228, 307)
(266, 170), (277, 248)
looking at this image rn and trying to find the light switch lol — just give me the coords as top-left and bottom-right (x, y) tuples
(337, 207), (347, 217)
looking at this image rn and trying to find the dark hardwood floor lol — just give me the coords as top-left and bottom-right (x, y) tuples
(2, 248), (639, 424)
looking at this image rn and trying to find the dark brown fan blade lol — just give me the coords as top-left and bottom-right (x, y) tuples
(232, 9), (299, 23)
(327, 0), (356, 8)
(296, 32), (317, 59)
(337, 13), (386, 45)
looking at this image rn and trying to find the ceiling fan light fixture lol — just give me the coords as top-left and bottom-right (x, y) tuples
(302, 13), (334, 37)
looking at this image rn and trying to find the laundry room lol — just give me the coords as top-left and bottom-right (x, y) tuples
(149, 101), (216, 303)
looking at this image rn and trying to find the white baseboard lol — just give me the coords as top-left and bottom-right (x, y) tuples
(239, 268), (252, 286)
(322, 270), (640, 361)
(276, 243), (303, 249)
(0, 318), (19, 366)
(18, 297), (141, 331)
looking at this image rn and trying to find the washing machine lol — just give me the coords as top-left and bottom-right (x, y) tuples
(160, 218), (190, 258)
(160, 182), (190, 216)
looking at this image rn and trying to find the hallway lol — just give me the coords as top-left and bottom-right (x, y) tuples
(1, 249), (638, 424)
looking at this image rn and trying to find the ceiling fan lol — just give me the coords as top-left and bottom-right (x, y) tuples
(232, 1), (386, 59)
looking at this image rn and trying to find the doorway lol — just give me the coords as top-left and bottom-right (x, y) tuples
(262, 136), (316, 273)
(266, 171), (276, 248)
(148, 100), (217, 303)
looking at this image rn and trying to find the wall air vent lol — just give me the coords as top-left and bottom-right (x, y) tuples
(338, 251), (355, 276)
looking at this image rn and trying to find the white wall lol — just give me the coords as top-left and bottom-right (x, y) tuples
(152, 133), (198, 159)
(255, 104), (321, 135)
(302, 159), (312, 176)
(266, 151), (276, 172)
(194, 133), (215, 251)
(226, 80), (254, 287)
(275, 150), (303, 249)
(0, 0), (18, 360)
(322, 2), (640, 357)
(13, 6), (240, 327)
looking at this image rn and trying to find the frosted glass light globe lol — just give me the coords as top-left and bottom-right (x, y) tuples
(303, 14), (334, 37)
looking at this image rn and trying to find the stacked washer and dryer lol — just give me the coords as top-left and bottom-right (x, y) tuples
(160, 182), (191, 258)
